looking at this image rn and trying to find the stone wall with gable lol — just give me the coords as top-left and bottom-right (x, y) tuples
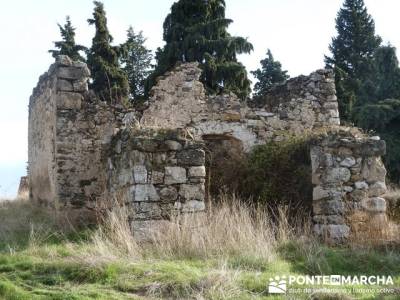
(141, 63), (339, 151)
(28, 57), (393, 243)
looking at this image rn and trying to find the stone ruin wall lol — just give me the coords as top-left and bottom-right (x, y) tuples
(106, 129), (206, 239)
(28, 57), (391, 242)
(311, 129), (388, 242)
(28, 63), (58, 206)
(141, 63), (340, 151)
(28, 56), (131, 221)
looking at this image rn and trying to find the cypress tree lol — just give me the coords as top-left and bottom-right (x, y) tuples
(87, 1), (129, 103)
(251, 49), (289, 98)
(325, 0), (381, 120)
(120, 27), (153, 101)
(49, 16), (87, 62)
(148, 0), (253, 99)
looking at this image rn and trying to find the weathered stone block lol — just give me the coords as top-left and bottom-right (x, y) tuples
(313, 186), (341, 201)
(349, 189), (367, 202)
(56, 55), (72, 66)
(164, 140), (182, 151)
(57, 79), (73, 92)
(343, 186), (353, 193)
(151, 171), (164, 184)
(177, 149), (205, 166)
(179, 184), (205, 201)
(133, 165), (147, 184)
(57, 66), (88, 80)
(188, 166), (206, 177)
(118, 169), (132, 186)
(164, 167), (186, 184)
(324, 167), (351, 183)
(57, 92), (82, 110)
(159, 186), (178, 201)
(73, 80), (88, 92)
(313, 199), (345, 215)
(360, 140), (386, 156)
(361, 197), (386, 213)
(223, 112), (241, 122)
(354, 181), (368, 190)
(313, 215), (345, 225)
(313, 224), (350, 241)
(368, 181), (386, 197)
(129, 150), (147, 165)
(134, 184), (160, 202)
(361, 157), (387, 183)
(340, 157), (356, 167)
(181, 200), (206, 212)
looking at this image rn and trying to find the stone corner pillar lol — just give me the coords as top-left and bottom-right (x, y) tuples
(310, 129), (387, 243)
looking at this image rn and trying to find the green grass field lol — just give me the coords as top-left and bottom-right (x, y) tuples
(0, 199), (399, 300)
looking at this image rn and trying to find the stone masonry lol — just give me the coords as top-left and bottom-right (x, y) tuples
(106, 129), (206, 239)
(311, 128), (388, 242)
(29, 56), (132, 221)
(142, 63), (340, 151)
(28, 56), (390, 242)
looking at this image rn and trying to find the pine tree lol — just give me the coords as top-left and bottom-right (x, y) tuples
(49, 16), (87, 62)
(87, 1), (129, 103)
(148, 0), (253, 99)
(325, 0), (381, 120)
(251, 49), (289, 98)
(120, 27), (153, 101)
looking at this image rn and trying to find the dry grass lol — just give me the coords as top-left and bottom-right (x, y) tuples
(80, 194), (311, 264)
(89, 206), (141, 262)
(1, 195), (400, 299)
(0, 196), (55, 250)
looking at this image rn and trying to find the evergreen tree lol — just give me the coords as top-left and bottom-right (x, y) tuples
(251, 49), (289, 98)
(87, 1), (129, 103)
(120, 27), (153, 101)
(353, 99), (400, 180)
(373, 45), (400, 101)
(325, 0), (381, 120)
(148, 0), (253, 99)
(49, 16), (87, 62)
(352, 46), (400, 181)
(357, 45), (400, 105)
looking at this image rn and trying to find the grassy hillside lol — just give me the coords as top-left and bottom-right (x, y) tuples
(0, 197), (399, 300)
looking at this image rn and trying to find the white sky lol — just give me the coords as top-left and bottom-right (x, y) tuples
(0, 0), (399, 197)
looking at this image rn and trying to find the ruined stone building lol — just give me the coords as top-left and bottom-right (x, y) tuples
(28, 55), (389, 242)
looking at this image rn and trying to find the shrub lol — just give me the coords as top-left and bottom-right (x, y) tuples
(240, 137), (313, 213)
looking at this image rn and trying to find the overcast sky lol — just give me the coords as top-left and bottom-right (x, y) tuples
(1, 0), (399, 197)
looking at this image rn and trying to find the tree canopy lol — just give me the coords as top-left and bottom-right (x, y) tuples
(86, 1), (129, 103)
(251, 49), (289, 98)
(120, 27), (153, 101)
(148, 0), (253, 99)
(49, 16), (87, 62)
(325, 0), (382, 120)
